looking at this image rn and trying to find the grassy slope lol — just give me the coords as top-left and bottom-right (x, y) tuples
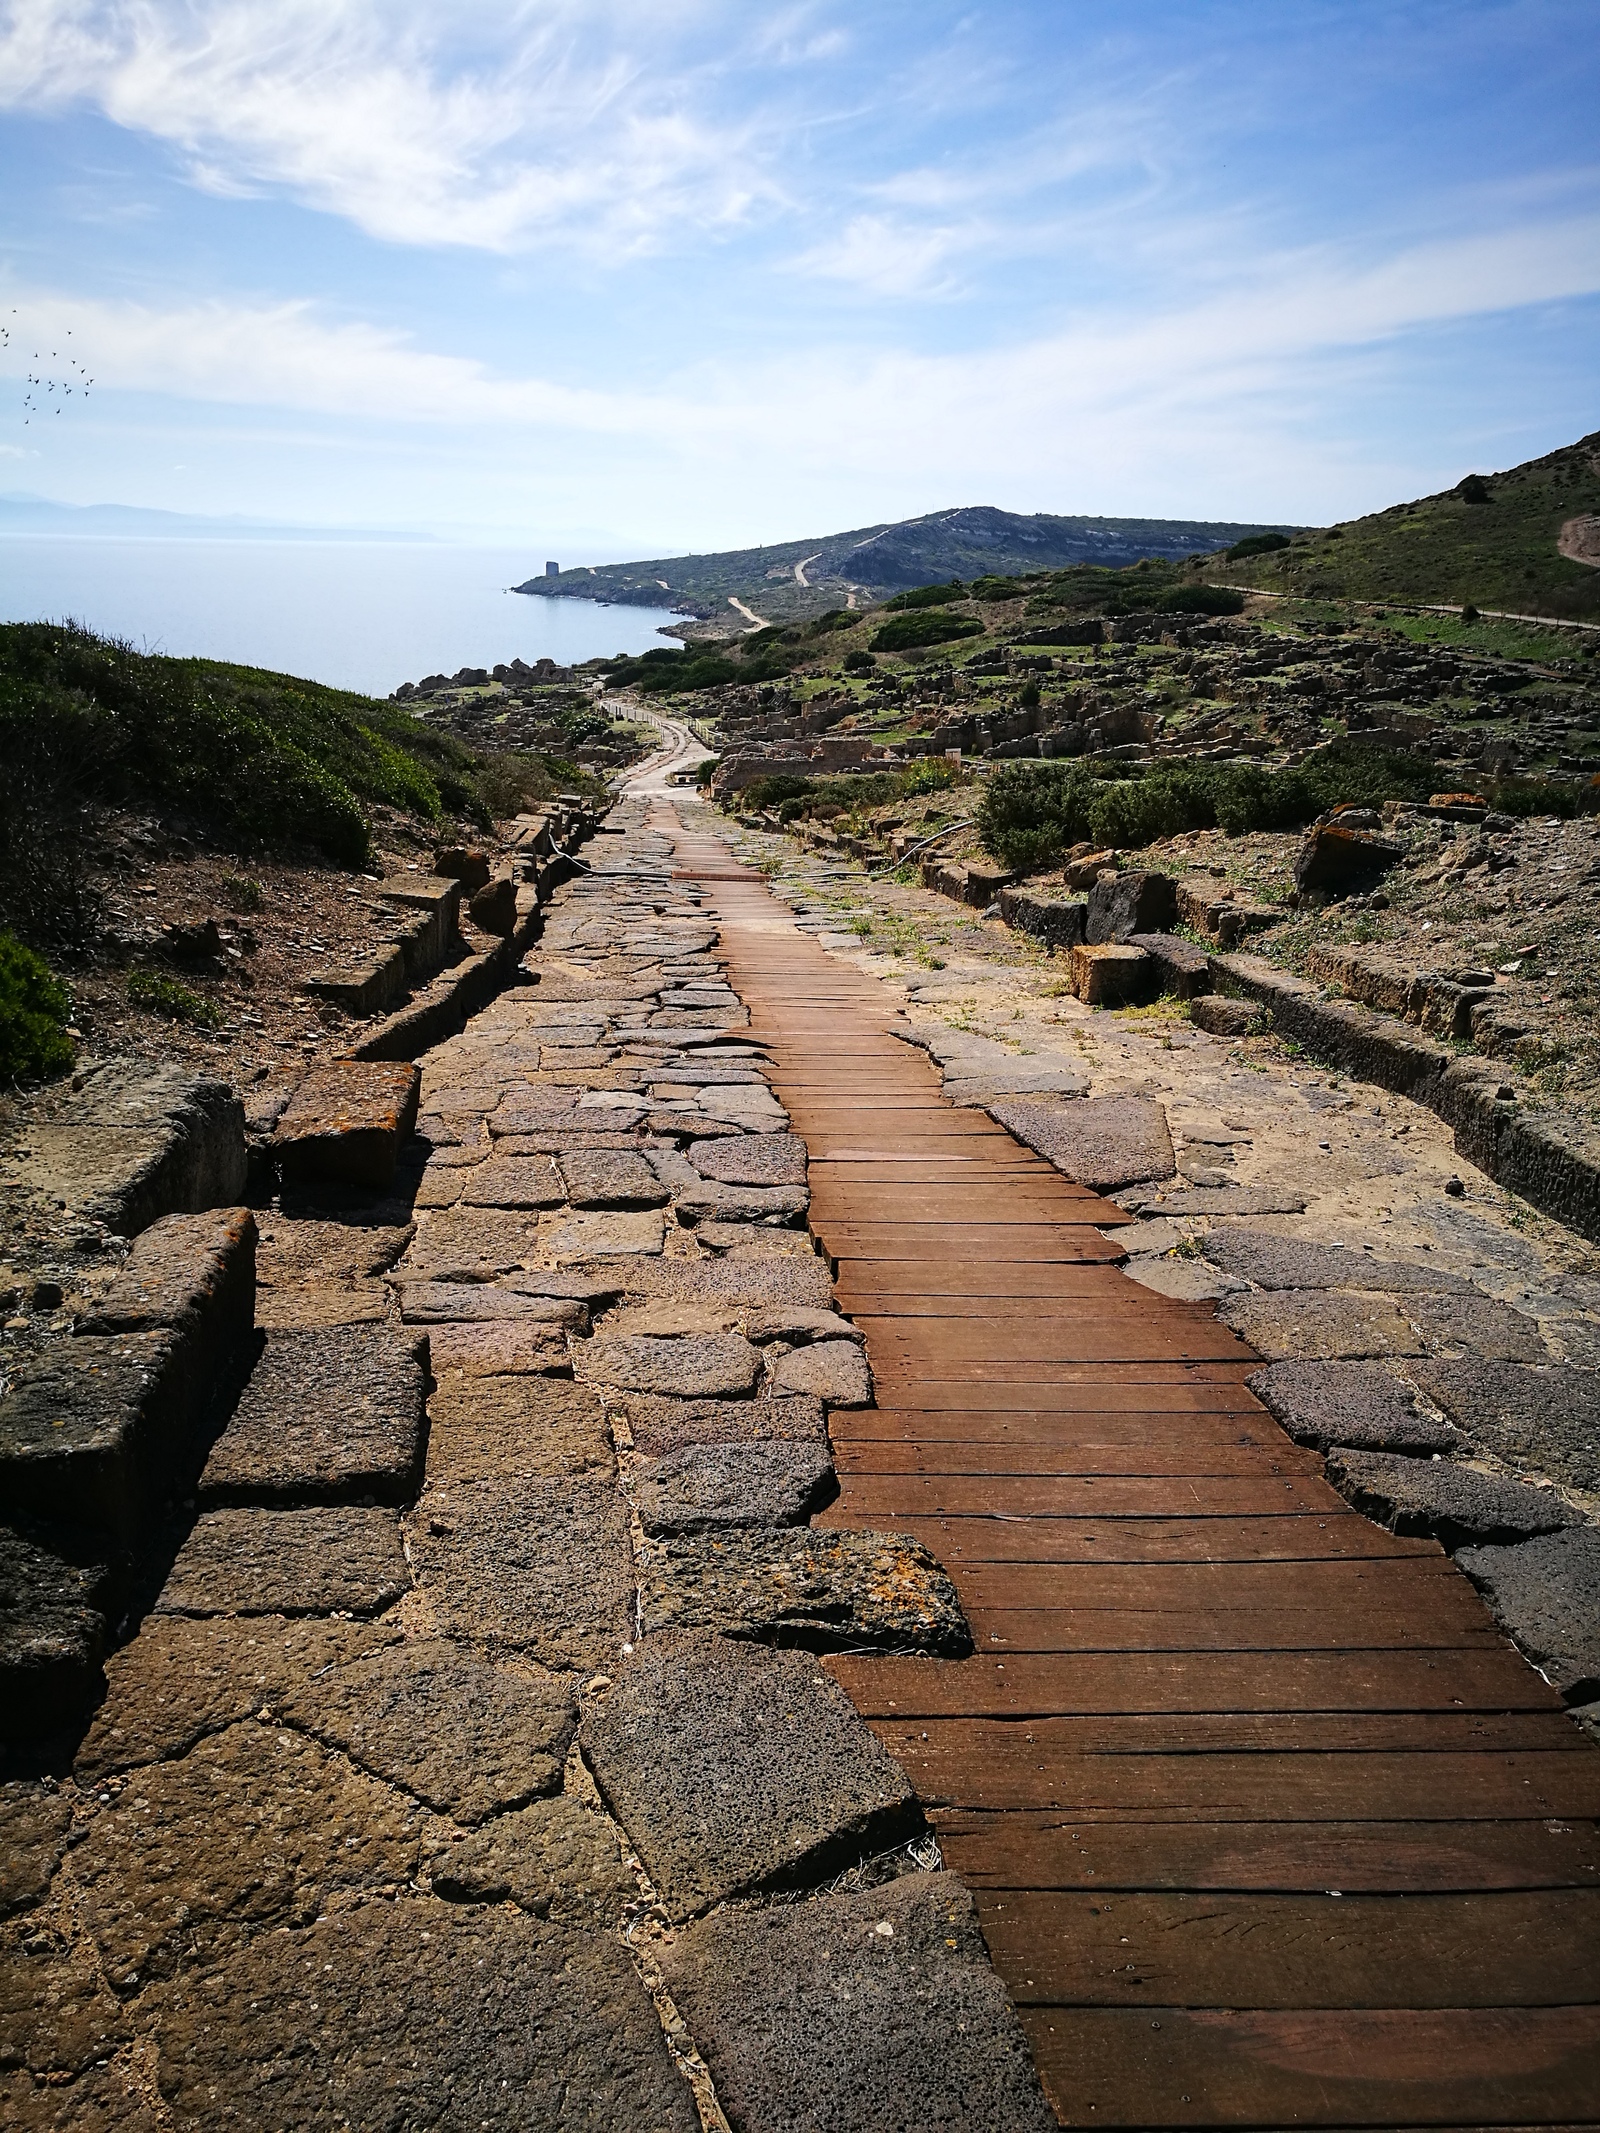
(1205, 431), (1600, 620)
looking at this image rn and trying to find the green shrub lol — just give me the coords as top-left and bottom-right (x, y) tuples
(969, 575), (1026, 600)
(221, 873), (264, 912)
(0, 930), (74, 1082)
(842, 650), (877, 674)
(1105, 584), (1245, 617)
(884, 581), (966, 612)
(127, 969), (224, 1027)
(808, 610), (859, 635)
(869, 612), (985, 654)
(1225, 533), (1292, 560)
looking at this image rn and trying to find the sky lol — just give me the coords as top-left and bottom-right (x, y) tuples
(0, 0), (1597, 557)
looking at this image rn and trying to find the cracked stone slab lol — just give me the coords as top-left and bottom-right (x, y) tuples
(275, 1636), (577, 1823)
(581, 1332), (763, 1398)
(1325, 1449), (1580, 1546)
(272, 1062), (420, 1189)
(638, 1528), (970, 1654)
(1146, 1186), (1310, 1216)
(253, 1280), (392, 1329)
(636, 1444), (836, 1536)
(1456, 1528), (1600, 1699)
(426, 1321), (573, 1375)
(1203, 1230), (1474, 1292)
(1410, 1362), (1600, 1492)
(428, 1795), (635, 1926)
(557, 1151), (669, 1208)
(987, 1096), (1173, 1191)
(408, 1478), (633, 1667)
(580, 1632), (919, 1921)
(769, 1340), (873, 1407)
(198, 1324), (427, 1506)
(544, 1209), (668, 1259)
(1249, 1362), (1463, 1454)
(0, 1918), (125, 2080)
(399, 1207), (543, 1279)
(615, 1392), (829, 1457)
(660, 1870), (1058, 2133)
(746, 1306), (864, 1346)
(0, 1786), (77, 1916)
(687, 1132), (808, 1186)
(457, 1155), (567, 1208)
(2, 2061), (160, 2130)
(1219, 1290), (1424, 1361)
(253, 1215), (414, 1282)
(73, 1721), (421, 1985)
(155, 1508), (410, 1618)
(426, 1375), (613, 1481)
(698, 1223), (818, 1257)
(1123, 1255), (1245, 1302)
(152, 1897), (698, 2133)
(395, 1282), (585, 1327)
(1402, 1291), (1549, 1362)
(675, 1179), (811, 1225)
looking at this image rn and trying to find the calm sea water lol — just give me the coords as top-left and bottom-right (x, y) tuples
(0, 538), (684, 696)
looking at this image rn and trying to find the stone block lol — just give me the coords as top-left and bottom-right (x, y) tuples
(1203, 1229), (1468, 1292)
(638, 1527), (970, 1654)
(77, 1208), (257, 1370)
(745, 1306), (864, 1346)
(1219, 1291), (1423, 1361)
(1294, 822), (1405, 894)
(433, 845), (491, 893)
(559, 1151), (669, 1208)
(1410, 1362), (1599, 1492)
(618, 1392), (829, 1457)
(636, 1444), (836, 1536)
(1248, 1361), (1461, 1453)
(155, 1507), (410, 1618)
(997, 888), (1087, 949)
(580, 1632), (920, 1920)
(400, 1205), (542, 1279)
(1124, 930), (1212, 999)
(408, 1477), (633, 1667)
(770, 1340), (873, 1406)
(429, 1795), (635, 1926)
(0, 1523), (114, 1740)
(396, 1283), (585, 1327)
(468, 875), (517, 935)
(1085, 869), (1178, 944)
(1190, 994), (1266, 1037)
(1456, 1527), (1600, 1699)
(1070, 942), (1154, 1005)
(0, 1330), (188, 1544)
(254, 1216), (413, 1288)
(1326, 1448), (1579, 1546)
(425, 1320), (578, 1376)
(198, 1324), (428, 1506)
(660, 1871), (1057, 2133)
(272, 1062), (421, 1189)
(582, 1332), (763, 1397)
(426, 1375), (612, 1481)
(545, 1209), (668, 1258)
(457, 1155), (566, 1207)
(989, 1095), (1174, 1191)
(675, 1179), (810, 1225)
(621, 1257), (835, 1310)
(686, 1131), (808, 1186)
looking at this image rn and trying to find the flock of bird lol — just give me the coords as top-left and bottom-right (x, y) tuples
(4, 312), (95, 424)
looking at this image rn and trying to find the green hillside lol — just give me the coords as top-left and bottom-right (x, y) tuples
(1203, 430), (1600, 620)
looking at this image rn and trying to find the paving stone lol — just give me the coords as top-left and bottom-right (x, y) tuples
(75, 1615), (402, 1779)
(400, 1206), (542, 1279)
(1203, 1229), (1473, 1292)
(1069, 941), (1153, 1006)
(1405, 1290), (1549, 1361)
(1219, 1290), (1424, 1361)
(500, 1267), (630, 1306)
(769, 1340), (873, 1406)
(425, 1321), (572, 1376)
(0, 1919), (125, 2078)
(616, 1392), (829, 1457)
(621, 1256), (834, 1308)
(557, 1151), (669, 1208)
(489, 1089), (582, 1135)
(198, 1324), (427, 1506)
(1152, 1186), (1310, 1215)
(1189, 994), (1266, 1036)
(0, 1524), (113, 1740)
(695, 1086), (790, 1132)
(74, 1722), (421, 1986)
(745, 1306), (864, 1346)
(426, 1375), (613, 1481)
(396, 1282), (585, 1326)
(988, 1096), (1174, 1191)
(1456, 1528), (1600, 1699)
(687, 1132), (808, 1186)
(635, 1444), (837, 1536)
(545, 1209), (668, 1258)
(676, 1179), (811, 1225)
(581, 1332), (763, 1398)
(273, 1062), (421, 1189)
(152, 1896), (696, 2132)
(155, 1508), (410, 1618)
(428, 1795), (636, 1925)
(600, 1302), (739, 1338)
(698, 1222), (818, 1256)
(1326, 1449), (1580, 1546)
(1123, 1255), (1245, 1301)
(580, 1633), (919, 1920)
(1410, 1362), (1600, 1491)
(408, 1478), (633, 1667)
(253, 1280), (392, 1329)
(457, 1155), (567, 1208)
(254, 1216), (414, 1284)
(660, 1870), (1057, 2133)
(638, 1528), (970, 1654)
(275, 1636), (577, 1823)
(1248, 1361), (1462, 1453)
(0, 1786), (76, 1915)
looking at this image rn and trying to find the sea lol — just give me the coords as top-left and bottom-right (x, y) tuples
(0, 538), (685, 697)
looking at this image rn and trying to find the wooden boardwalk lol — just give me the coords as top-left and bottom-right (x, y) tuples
(669, 817), (1600, 2130)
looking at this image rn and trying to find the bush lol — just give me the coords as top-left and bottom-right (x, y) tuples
(1104, 584), (1245, 617)
(842, 650), (877, 674)
(221, 873), (264, 912)
(884, 581), (966, 612)
(127, 969), (224, 1027)
(869, 611), (985, 654)
(1225, 533), (1292, 560)
(0, 930), (74, 1082)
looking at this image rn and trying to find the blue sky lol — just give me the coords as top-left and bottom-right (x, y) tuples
(1, 0), (1597, 556)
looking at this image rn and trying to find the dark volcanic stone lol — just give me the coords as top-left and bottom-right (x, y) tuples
(458, 1155), (567, 1208)
(582, 1332), (763, 1398)
(635, 1444), (836, 1535)
(987, 1096), (1174, 1191)
(155, 1507), (410, 1618)
(1410, 1362), (1600, 1491)
(770, 1340), (873, 1406)
(660, 1870), (1057, 2133)
(580, 1632), (919, 1920)
(1456, 1528), (1600, 1699)
(400, 1206), (544, 1279)
(1, 2062), (160, 2131)
(153, 1898), (697, 2131)
(1294, 821), (1404, 894)
(0, 1920), (125, 2079)
(198, 1324), (427, 1506)
(77, 1205), (256, 1356)
(1248, 1361), (1462, 1453)
(687, 1132), (808, 1187)
(408, 1477), (633, 1667)
(638, 1528), (970, 1654)
(1405, 1291), (1547, 1361)
(1190, 994), (1265, 1037)
(0, 1786), (76, 1915)
(426, 1375), (614, 1481)
(1086, 868), (1178, 945)
(1219, 1290), (1423, 1361)
(675, 1178), (810, 1225)
(397, 1282), (585, 1325)
(273, 1061), (420, 1189)
(429, 1796), (635, 1925)
(0, 1330), (186, 1542)
(1325, 1449), (1580, 1546)
(558, 1151), (669, 1208)
(618, 1392), (829, 1457)
(0, 1522), (114, 1739)
(1152, 1186), (1309, 1215)
(1203, 1229), (1470, 1292)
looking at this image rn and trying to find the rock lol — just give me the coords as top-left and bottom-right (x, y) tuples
(408, 1477), (633, 1668)
(155, 1507), (410, 1618)
(618, 1392), (829, 1457)
(1070, 941), (1153, 1005)
(1409, 1362), (1600, 1491)
(745, 1306), (864, 1346)
(636, 1444), (836, 1535)
(1294, 822), (1405, 895)
(0, 1524), (114, 1740)
(580, 1633), (919, 1920)
(0, 1786), (76, 1916)
(467, 876), (517, 935)
(545, 1209), (668, 1258)
(458, 1155), (567, 1207)
(1124, 930), (1212, 998)
(988, 1095), (1174, 1191)
(1, 2060), (158, 2129)
(0, 1329), (190, 1545)
(1456, 1528), (1600, 1699)
(582, 1333), (763, 1398)
(770, 1340), (873, 1406)
(276, 1636), (577, 1823)
(429, 1795), (635, 1925)
(698, 1222), (817, 1256)
(73, 1722), (420, 1984)
(153, 1898), (697, 2132)
(433, 845), (491, 893)
(687, 1132), (808, 1186)
(1085, 869), (1178, 945)
(996, 887), (1087, 949)
(1219, 1291), (1424, 1361)
(1189, 994), (1265, 1037)
(400, 1205), (543, 1278)
(425, 1319), (576, 1374)
(254, 1216), (413, 1287)
(638, 1527), (970, 1654)
(1248, 1362), (1461, 1453)
(1150, 1186), (1310, 1215)
(694, 1084), (790, 1132)
(622, 1256), (835, 1309)
(660, 1871), (1058, 2133)
(396, 1283), (584, 1326)
(272, 1061), (421, 1189)
(1123, 1255), (1244, 1301)
(1202, 1230), (1470, 1292)
(76, 1207), (256, 1369)
(676, 1179), (810, 1225)
(1325, 1449), (1580, 1546)
(1403, 1291), (1548, 1361)
(198, 1324), (427, 1506)
(0, 1919), (125, 2080)
(253, 1281), (393, 1329)
(558, 1151), (669, 1208)
(426, 1375), (613, 1481)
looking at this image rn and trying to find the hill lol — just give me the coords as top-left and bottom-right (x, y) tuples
(518, 504), (1299, 632)
(1201, 430), (1600, 621)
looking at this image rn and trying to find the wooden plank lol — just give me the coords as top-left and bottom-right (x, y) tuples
(957, 1604), (1496, 1655)
(832, 1398), (1272, 1431)
(855, 1706), (1577, 1753)
(1020, 2005), (1600, 2128)
(834, 1439), (1321, 1477)
(813, 1513), (1438, 1564)
(828, 1474), (1340, 1519)
(932, 1811), (1600, 1893)
(981, 1888), (1600, 2008)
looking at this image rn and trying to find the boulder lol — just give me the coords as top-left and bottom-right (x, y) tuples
(1070, 942), (1153, 1006)
(1325, 1449), (1579, 1546)
(272, 1062), (421, 1189)
(1085, 869), (1177, 944)
(1456, 1527), (1600, 1699)
(1293, 823), (1405, 895)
